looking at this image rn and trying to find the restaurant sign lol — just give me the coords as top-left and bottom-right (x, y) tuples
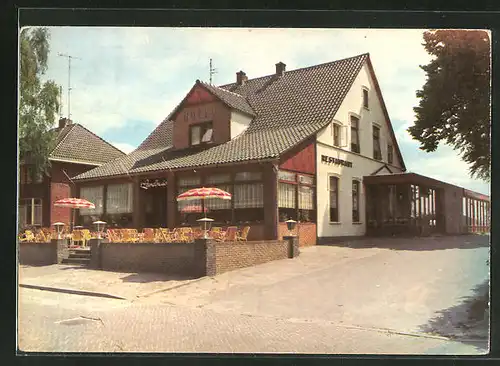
(321, 154), (353, 168)
(140, 178), (168, 190)
(183, 105), (216, 124)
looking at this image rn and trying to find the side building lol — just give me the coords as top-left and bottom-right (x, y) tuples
(19, 118), (125, 229)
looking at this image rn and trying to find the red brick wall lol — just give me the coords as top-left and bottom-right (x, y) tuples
(49, 162), (97, 225)
(173, 98), (231, 150)
(278, 222), (317, 247)
(207, 240), (288, 276)
(279, 140), (315, 175)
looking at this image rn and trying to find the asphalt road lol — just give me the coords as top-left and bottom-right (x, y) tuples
(17, 235), (490, 354)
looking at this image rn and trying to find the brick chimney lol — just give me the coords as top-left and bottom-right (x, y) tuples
(58, 117), (72, 129)
(276, 61), (286, 76)
(236, 71), (248, 85)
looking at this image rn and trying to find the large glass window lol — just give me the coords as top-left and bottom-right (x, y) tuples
(18, 198), (42, 229)
(298, 185), (315, 222)
(350, 116), (360, 153)
(352, 180), (360, 222)
(329, 176), (339, 222)
(278, 182), (297, 221)
(80, 186), (104, 215)
(205, 174), (232, 224)
(106, 183), (133, 214)
(373, 125), (382, 160)
(234, 183), (264, 223)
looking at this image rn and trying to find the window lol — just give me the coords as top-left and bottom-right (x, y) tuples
(106, 183), (133, 214)
(298, 185), (315, 222)
(80, 186), (104, 215)
(177, 175), (202, 213)
(190, 122), (213, 146)
(205, 174), (232, 223)
(18, 198), (42, 229)
(373, 125), (382, 160)
(363, 88), (369, 109)
(350, 116), (360, 153)
(352, 180), (360, 222)
(278, 182), (297, 221)
(387, 144), (393, 164)
(333, 123), (340, 147)
(329, 176), (339, 222)
(234, 183), (264, 223)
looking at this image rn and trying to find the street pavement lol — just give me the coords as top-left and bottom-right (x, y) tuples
(17, 235), (490, 354)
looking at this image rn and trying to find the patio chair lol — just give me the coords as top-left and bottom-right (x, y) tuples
(19, 230), (36, 242)
(158, 228), (175, 242)
(192, 227), (204, 239)
(70, 230), (84, 246)
(41, 228), (53, 242)
(219, 226), (238, 242)
(142, 228), (155, 242)
(181, 227), (194, 242)
(106, 229), (118, 243)
(81, 229), (92, 246)
(122, 229), (139, 243)
(236, 226), (251, 241)
(209, 227), (223, 240)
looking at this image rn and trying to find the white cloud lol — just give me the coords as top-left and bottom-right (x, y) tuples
(110, 142), (136, 154)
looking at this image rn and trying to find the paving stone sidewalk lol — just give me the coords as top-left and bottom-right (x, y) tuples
(18, 264), (200, 300)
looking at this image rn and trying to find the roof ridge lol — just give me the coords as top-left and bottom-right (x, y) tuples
(198, 80), (245, 98)
(72, 123), (126, 155)
(218, 53), (369, 88)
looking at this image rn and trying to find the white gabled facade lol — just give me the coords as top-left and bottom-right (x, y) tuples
(315, 60), (405, 239)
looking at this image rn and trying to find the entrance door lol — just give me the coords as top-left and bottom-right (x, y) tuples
(144, 187), (167, 227)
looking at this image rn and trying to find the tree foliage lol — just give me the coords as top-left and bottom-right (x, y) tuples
(19, 27), (60, 177)
(408, 30), (491, 181)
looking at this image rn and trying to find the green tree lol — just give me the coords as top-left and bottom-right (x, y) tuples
(408, 30), (491, 181)
(19, 27), (60, 178)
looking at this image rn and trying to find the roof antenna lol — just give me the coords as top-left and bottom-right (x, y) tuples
(58, 85), (63, 118)
(58, 52), (81, 120)
(209, 58), (217, 85)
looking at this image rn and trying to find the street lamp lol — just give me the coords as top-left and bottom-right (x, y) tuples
(52, 222), (65, 240)
(197, 217), (214, 239)
(93, 220), (106, 239)
(285, 219), (297, 236)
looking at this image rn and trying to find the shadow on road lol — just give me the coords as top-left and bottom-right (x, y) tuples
(120, 272), (194, 283)
(322, 235), (490, 251)
(418, 279), (490, 351)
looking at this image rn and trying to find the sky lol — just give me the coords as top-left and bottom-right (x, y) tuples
(34, 27), (489, 195)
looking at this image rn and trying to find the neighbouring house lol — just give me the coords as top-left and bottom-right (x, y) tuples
(18, 118), (125, 229)
(72, 53), (490, 245)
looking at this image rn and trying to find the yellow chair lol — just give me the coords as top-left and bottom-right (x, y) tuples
(236, 226), (251, 241)
(81, 229), (92, 246)
(218, 226), (238, 242)
(122, 229), (139, 243)
(71, 230), (84, 246)
(142, 228), (155, 242)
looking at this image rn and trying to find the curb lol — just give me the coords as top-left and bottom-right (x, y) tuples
(19, 284), (127, 300)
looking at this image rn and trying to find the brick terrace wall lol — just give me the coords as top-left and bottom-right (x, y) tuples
(19, 242), (57, 266)
(278, 222), (317, 247)
(207, 240), (288, 276)
(100, 242), (204, 277)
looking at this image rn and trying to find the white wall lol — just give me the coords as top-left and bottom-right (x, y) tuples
(317, 62), (403, 171)
(315, 61), (405, 238)
(230, 110), (252, 139)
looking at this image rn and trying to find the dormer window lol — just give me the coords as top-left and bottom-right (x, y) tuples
(190, 122), (213, 146)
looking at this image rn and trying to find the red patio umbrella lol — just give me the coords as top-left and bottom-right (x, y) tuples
(54, 198), (95, 231)
(177, 187), (231, 218)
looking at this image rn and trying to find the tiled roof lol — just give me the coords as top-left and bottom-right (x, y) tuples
(74, 53), (373, 180)
(50, 123), (125, 165)
(198, 81), (256, 116)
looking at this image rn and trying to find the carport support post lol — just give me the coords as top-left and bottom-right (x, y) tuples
(284, 236), (299, 258)
(89, 238), (103, 269)
(54, 238), (68, 264)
